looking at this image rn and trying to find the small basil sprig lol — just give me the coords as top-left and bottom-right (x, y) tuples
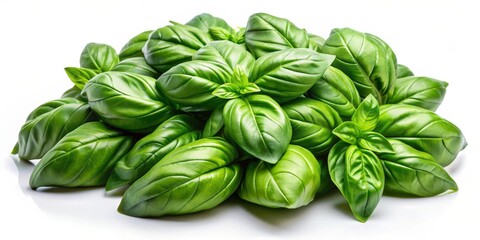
(329, 94), (392, 222)
(212, 65), (260, 99)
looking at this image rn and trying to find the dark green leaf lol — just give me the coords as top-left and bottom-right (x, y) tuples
(17, 98), (97, 160)
(118, 137), (240, 217)
(375, 104), (467, 166)
(308, 66), (361, 119)
(112, 57), (159, 78)
(223, 94), (292, 164)
(250, 48), (335, 103)
(64, 67), (97, 90)
(352, 95), (379, 131)
(143, 24), (212, 72)
(245, 13), (309, 58)
(106, 115), (201, 191)
(82, 72), (176, 133)
(317, 158), (335, 195)
(323, 28), (397, 103)
(80, 42), (119, 72)
(379, 139), (458, 196)
(387, 76), (448, 111)
(239, 145), (320, 208)
(202, 105), (224, 138)
(157, 60), (230, 111)
(283, 98), (342, 155)
(61, 86), (86, 101)
(29, 122), (134, 189)
(119, 30), (152, 60)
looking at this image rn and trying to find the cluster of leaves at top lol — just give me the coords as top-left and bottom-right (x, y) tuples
(12, 13), (467, 222)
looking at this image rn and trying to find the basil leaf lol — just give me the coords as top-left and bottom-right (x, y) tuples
(387, 76), (448, 111)
(118, 137), (240, 217)
(223, 94), (292, 164)
(352, 94), (379, 131)
(186, 13), (234, 33)
(80, 43), (119, 73)
(112, 57), (160, 78)
(193, 41), (255, 76)
(212, 83), (242, 99)
(82, 72), (176, 133)
(202, 105), (224, 138)
(64, 67), (98, 90)
(157, 60), (230, 111)
(250, 48), (335, 103)
(375, 104), (467, 166)
(358, 131), (394, 153)
(317, 158), (335, 195)
(308, 66), (361, 119)
(209, 27), (233, 41)
(343, 145), (384, 222)
(323, 28), (397, 103)
(332, 121), (361, 145)
(106, 115), (201, 191)
(119, 30), (152, 60)
(307, 33), (325, 53)
(245, 13), (309, 58)
(396, 64), (414, 78)
(378, 140), (458, 197)
(17, 98), (97, 160)
(61, 86), (86, 101)
(283, 98), (342, 155)
(143, 24), (212, 73)
(328, 141), (349, 192)
(30, 122), (135, 189)
(239, 145), (320, 208)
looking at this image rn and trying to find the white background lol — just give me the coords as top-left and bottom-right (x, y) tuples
(1, 0), (478, 239)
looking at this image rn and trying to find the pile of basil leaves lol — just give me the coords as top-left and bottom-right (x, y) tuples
(12, 13), (467, 222)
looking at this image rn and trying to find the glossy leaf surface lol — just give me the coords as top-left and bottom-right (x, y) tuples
(112, 57), (160, 78)
(119, 30), (152, 60)
(80, 43), (119, 72)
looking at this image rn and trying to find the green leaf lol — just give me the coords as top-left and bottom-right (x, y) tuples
(209, 26), (233, 41)
(64, 67), (97, 90)
(186, 13), (234, 33)
(233, 28), (246, 44)
(239, 83), (261, 95)
(80, 42), (119, 73)
(157, 60), (230, 110)
(112, 57), (159, 78)
(396, 64), (414, 78)
(17, 98), (97, 160)
(82, 72), (176, 133)
(212, 83), (242, 99)
(30, 122), (135, 189)
(323, 28), (397, 103)
(386, 76), (448, 111)
(317, 158), (335, 195)
(223, 94), (292, 164)
(328, 141), (350, 193)
(283, 98), (343, 155)
(308, 66), (361, 119)
(378, 139), (458, 197)
(61, 86), (86, 101)
(375, 104), (467, 166)
(245, 13), (309, 58)
(144, 24), (212, 73)
(11, 143), (19, 155)
(232, 65), (249, 85)
(379, 139), (458, 196)
(106, 115), (201, 191)
(343, 145), (384, 222)
(202, 105), (225, 138)
(239, 145), (320, 209)
(352, 94), (379, 131)
(307, 33), (325, 53)
(118, 30), (152, 60)
(332, 121), (361, 145)
(250, 48), (335, 103)
(118, 137), (241, 217)
(193, 41), (255, 76)
(358, 131), (395, 153)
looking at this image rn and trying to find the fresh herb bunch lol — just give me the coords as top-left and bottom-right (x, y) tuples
(12, 13), (467, 222)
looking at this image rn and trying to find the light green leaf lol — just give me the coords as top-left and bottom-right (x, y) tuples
(352, 94), (379, 131)
(64, 67), (97, 90)
(332, 121), (361, 145)
(212, 83), (242, 99)
(358, 131), (394, 153)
